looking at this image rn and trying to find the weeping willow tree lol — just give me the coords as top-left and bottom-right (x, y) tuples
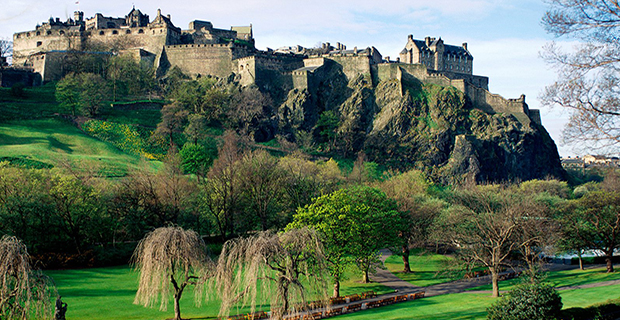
(215, 228), (330, 320)
(132, 226), (212, 320)
(0, 235), (56, 319)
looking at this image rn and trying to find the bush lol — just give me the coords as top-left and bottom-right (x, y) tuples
(10, 82), (25, 97)
(487, 281), (563, 320)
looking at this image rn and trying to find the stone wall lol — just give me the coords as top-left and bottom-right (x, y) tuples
(0, 68), (41, 87)
(164, 43), (251, 78)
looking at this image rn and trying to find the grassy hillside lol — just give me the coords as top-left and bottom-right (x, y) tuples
(0, 118), (159, 176)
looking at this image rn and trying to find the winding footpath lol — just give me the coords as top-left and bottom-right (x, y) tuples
(371, 249), (617, 297)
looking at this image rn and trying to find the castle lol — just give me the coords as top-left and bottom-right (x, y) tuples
(10, 7), (541, 126)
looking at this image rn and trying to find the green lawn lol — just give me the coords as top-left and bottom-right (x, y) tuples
(0, 118), (160, 176)
(46, 265), (391, 320)
(384, 250), (469, 287)
(333, 284), (620, 320)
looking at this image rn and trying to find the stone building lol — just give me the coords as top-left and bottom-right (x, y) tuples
(12, 7), (257, 82)
(399, 35), (473, 74)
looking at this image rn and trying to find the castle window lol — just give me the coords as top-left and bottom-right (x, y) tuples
(112, 30), (118, 35)
(59, 31), (65, 35)
(26, 32), (30, 37)
(46, 31), (52, 35)
(16, 34), (20, 39)
(126, 30), (131, 34)
(99, 31), (105, 35)
(37, 41), (42, 47)
(36, 31), (41, 36)
(138, 29), (144, 34)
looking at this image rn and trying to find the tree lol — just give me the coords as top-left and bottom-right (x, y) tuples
(200, 131), (243, 241)
(132, 226), (211, 320)
(378, 169), (443, 273)
(155, 102), (189, 149)
(55, 73), (81, 116)
(0, 38), (11, 67)
(215, 228), (329, 320)
(55, 72), (109, 117)
(238, 149), (286, 231)
(289, 186), (401, 296)
(487, 280), (562, 320)
(565, 189), (620, 272)
(0, 236), (55, 319)
(541, 0), (620, 149)
(435, 186), (545, 297)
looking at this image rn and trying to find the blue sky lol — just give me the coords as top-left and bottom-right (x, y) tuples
(0, 0), (578, 156)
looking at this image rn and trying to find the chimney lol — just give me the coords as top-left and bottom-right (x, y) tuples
(157, 9), (162, 16)
(425, 37), (431, 46)
(462, 43), (468, 50)
(408, 34), (413, 42)
(167, 14), (171, 20)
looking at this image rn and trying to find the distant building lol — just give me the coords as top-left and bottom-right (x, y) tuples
(399, 35), (473, 74)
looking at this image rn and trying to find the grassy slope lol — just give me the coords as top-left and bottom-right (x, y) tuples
(0, 119), (159, 176)
(46, 266), (391, 320)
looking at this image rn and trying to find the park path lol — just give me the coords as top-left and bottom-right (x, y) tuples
(371, 249), (617, 297)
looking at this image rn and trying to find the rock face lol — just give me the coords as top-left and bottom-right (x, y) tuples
(272, 64), (565, 184)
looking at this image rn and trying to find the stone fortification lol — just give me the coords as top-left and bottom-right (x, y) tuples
(11, 8), (539, 125)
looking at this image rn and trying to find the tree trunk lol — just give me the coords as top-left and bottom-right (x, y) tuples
(490, 268), (500, 298)
(333, 281), (340, 298)
(606, 252), (614, 273)
(578, 251), (584, 271)
(174, 294), (182, 320)
(363, 268), (370, 283)
(402, 245), (412, 273)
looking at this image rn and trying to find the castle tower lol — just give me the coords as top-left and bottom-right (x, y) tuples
(74, 11), (84, 23)
(431, 38), (444, 72)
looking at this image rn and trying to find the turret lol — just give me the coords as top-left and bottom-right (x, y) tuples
(74, 11), (84, 23)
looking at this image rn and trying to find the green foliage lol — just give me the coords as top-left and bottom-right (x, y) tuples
(179, 142), (216, 174)
(56, 72), (109, 117)
(105, 56), (156, 100)
(486, 281), (562, 320)
(289, 186), (402, 286)
(315, 110), (340, 149)
(82, 120), (162, 159)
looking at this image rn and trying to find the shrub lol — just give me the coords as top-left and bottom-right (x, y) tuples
(487, 281), (563, 320)
(10, 82), (25, 97)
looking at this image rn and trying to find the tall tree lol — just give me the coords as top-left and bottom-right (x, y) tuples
(565, 189), (620, 272)
(155, 102), (189, 149)
(289, 186), (401, 296)
(238, 149), (286, 231)
(200, 131), (243, 241)
(132, 226), (211, 320)
(541, 0), (620, 149)
(215, 228), (329, 320)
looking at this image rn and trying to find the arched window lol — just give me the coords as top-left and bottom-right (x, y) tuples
(99, 31), (105, 35)
(112, 30), (118, 35)
(46, 31), (52, 35)
(59, 31), (65, 35)
(26, 32), (30, 37)
(36, 31), (41, 36)
(126, 30), (131, 34)
(138, 29), (144, 34)
(37, 41), (42, 47)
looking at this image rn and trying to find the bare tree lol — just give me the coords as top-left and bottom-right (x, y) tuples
(541, 0), (620, 150)
(238, 149), (286, 231)
(200, 131), (243, 241)
(214, 228), (329, 320)
(0, 235), (55, 319)
(132, 226), (211, 320)
(435, 186), (544, 297)
(0, 38), (11, 67)
(155, 102), (189, 149)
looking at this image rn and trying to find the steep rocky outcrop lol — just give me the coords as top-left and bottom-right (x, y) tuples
(272, 64), (565, 184)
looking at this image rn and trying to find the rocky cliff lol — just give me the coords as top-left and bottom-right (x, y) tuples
(268, 63), (565, 184)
